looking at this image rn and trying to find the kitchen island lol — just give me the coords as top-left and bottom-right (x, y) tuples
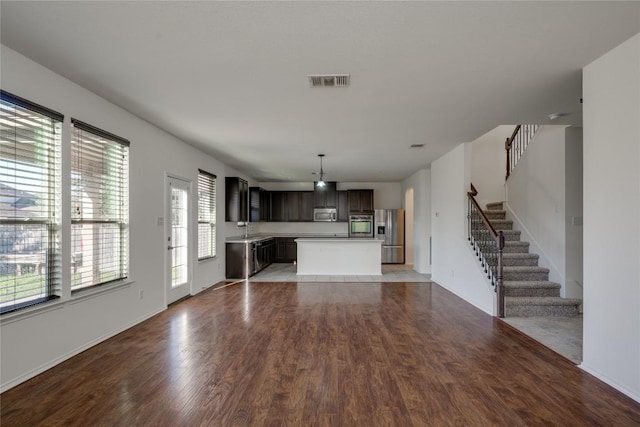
(295, 238), (382, 275)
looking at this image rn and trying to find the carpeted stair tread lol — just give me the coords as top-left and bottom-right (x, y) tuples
(484, 210), (506, 219)
(505, 297), (582, 317)
(503, 266), (549, 281)
(488, 219), (513, 230)
(504, 281), (561, 297)
(502, 253), (539, 266)
(477, 229), (521, 241)
(506, 297), (582, 306)
(505, 280), (560, 289)
(503, 241), (530, 253)
(503, 266), (549, 273)
(486, 202), (504, 210)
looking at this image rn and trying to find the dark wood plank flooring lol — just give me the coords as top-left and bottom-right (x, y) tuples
(2, 281), (640, 426)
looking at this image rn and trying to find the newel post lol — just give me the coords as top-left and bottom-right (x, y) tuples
(505, 137), (511, 181)
(497, 231), (506, 318)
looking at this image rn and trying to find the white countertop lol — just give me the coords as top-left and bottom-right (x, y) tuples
(295, 237), (382, 243)
(226, 233), (348, 244)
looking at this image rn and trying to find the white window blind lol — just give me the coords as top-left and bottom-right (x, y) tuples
(197, 169), (216, 260)
(71, 119), (129, 291)
(0, 90), (62, 314)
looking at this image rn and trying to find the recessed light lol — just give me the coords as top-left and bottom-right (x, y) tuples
(548, 112), (569, 121)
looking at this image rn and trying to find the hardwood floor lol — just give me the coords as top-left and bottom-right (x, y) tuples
(2, 281), (639, 426)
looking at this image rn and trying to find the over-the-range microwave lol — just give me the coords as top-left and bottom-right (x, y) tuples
(313, 208), (337, 222)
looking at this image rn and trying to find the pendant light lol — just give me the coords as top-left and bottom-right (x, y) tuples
(316, 154), (326, 188)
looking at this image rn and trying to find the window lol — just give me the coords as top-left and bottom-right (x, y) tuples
(197, 169), (216, 260)
(71, 119), (129, 291)
(0, 90), (62, 313)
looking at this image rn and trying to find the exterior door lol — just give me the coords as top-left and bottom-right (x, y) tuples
(166, 176), (191, 304)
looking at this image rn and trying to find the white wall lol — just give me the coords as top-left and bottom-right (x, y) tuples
(402, 169), (431, 274)
(505, 125), (568, 290)
(404, 187), (415, 265)
(564, 127), (583, 300)
(431, 144), (494, 314)
(470, 125), (514, 208)
(582, 33), (640, 403)
(0, 46), (229, 391)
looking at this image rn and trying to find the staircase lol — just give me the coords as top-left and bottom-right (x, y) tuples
(485, 201), (582, 317)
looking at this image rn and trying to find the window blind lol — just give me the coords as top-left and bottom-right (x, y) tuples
(0, 90), (62, 314)
(197, 169), (216, 260)
(71, 119), (129, 291)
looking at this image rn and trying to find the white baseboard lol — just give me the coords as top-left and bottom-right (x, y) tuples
(579, 362), (640, 404)
(0, 307), (165, 393)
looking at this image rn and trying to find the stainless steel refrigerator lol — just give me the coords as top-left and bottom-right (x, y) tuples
(374, 209), (405, 264)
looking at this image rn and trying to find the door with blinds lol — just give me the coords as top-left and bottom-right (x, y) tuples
(166, 176), (191, 304)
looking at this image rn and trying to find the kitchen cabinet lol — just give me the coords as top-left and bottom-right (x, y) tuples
(226, 242), (247, 279)
(314, 181), (337, 208)
(225, 177), (248, 222)
(258, 237), (275, 267)
(337, 190), (349, 222)
(275, 237), (297, 262)
(270, 191), (287, 222)
(249, 187), (270, 222)
(348, 189), (374, 213)
(226, 237), (276, 279)
(270, 191), (313, 222)
(300, 191), (314, 221)
(287, 192), (302, 221)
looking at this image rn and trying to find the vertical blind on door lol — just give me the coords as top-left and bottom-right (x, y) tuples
(197, 169), (216, 260)
(71, 119), (129, 291)
(0, 90), (62, 313)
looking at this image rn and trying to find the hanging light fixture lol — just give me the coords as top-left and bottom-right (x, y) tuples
(316, 154), (326, 188)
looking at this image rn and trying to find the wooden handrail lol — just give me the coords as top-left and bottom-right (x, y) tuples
(467, 184), (506, 317)
(505, 125), (521, 150)
(467, 189), (502, 247)
(469, 182), (478, 197)
(505, 125), (521, 180)
(505, 125), (539, 180)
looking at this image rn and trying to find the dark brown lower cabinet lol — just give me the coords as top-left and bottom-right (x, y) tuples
(275, 237), (297, 262)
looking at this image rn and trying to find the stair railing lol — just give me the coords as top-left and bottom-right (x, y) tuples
(505, 124), (540, 180)
(467, 184), (506, 317)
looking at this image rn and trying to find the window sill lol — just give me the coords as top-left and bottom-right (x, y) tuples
(0, 280), (134, 325)
(0, 298), (66, 325)
(198, 255), (217, 263)
(69, 279), (134, 304)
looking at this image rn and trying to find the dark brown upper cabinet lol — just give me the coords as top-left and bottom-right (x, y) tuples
(249, 187), (270, 222)
(225, 177), (248, 222)
(313, 181), (337, 208)
(337, 190), (349, 222)
(348, 189), (374, 213)
(269, 191), (314, 222)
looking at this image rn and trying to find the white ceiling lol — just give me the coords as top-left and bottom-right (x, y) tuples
(1, 1), (639, 182)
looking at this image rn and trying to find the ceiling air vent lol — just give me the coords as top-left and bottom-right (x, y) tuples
(308, 74), (350, 88)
